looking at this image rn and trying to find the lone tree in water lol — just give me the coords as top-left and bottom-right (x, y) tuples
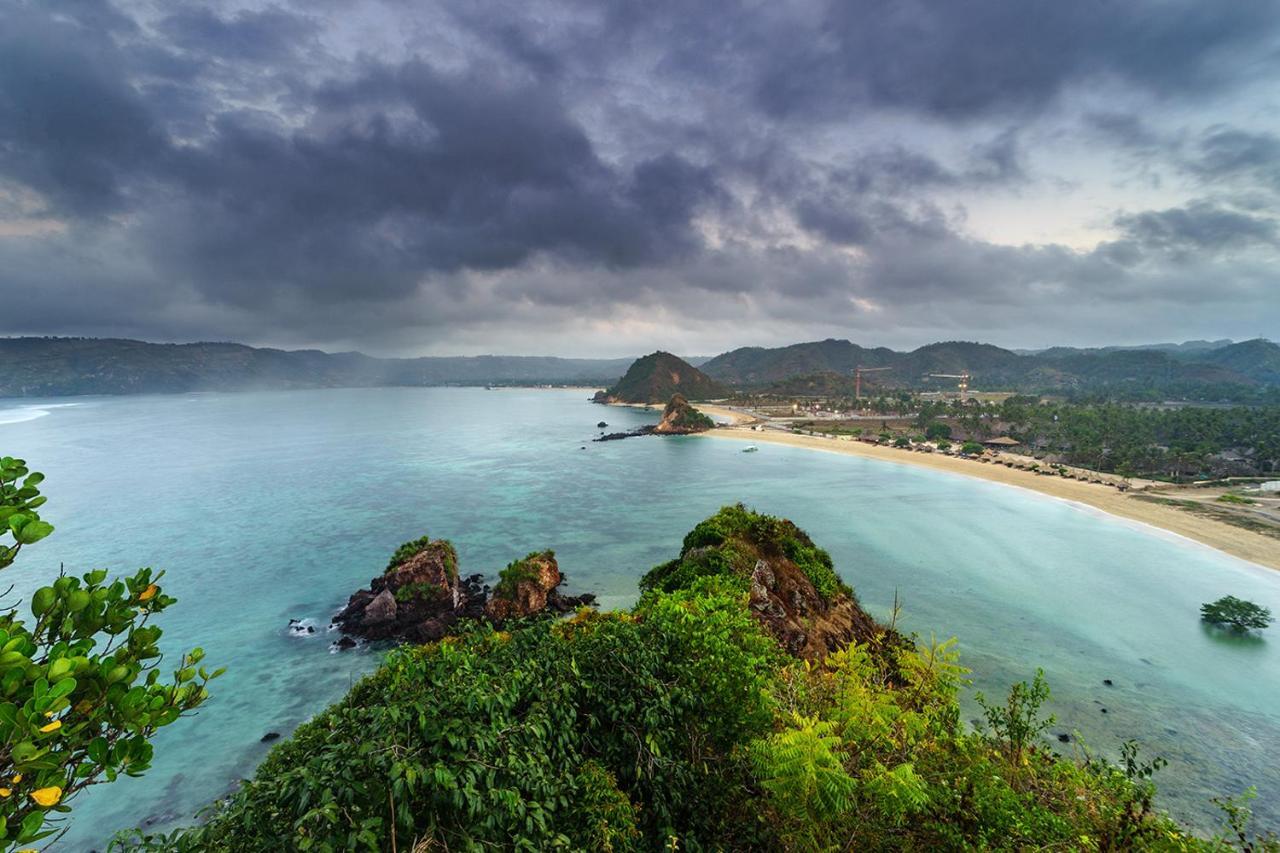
(1200, 596), (1274, 632)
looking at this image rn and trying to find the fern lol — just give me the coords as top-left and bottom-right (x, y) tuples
(749, 714), (856, 847)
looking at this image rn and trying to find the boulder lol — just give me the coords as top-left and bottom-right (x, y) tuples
(364, 589), (397, 624)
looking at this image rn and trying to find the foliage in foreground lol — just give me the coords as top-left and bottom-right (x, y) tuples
(1201, 596), (1274, 632)
(120, 507), (1277, 851)
(0, 457), (218, 851)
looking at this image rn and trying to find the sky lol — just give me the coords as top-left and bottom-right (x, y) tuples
(1, 0), (1278, 357)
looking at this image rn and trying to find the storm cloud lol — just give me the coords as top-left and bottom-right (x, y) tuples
(1, 0), (1278, 355)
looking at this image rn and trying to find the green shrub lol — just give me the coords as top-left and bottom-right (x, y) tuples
(0, 457), (218, 851)
(385, 534), (432, 570)
(645, 505), (849, 602)
(1201, 595), (1273, 631)
(492, 550), (554, 599)
(925, 422), (952, 441)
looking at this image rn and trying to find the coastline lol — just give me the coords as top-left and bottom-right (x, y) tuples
(703, 426), (1280, 572)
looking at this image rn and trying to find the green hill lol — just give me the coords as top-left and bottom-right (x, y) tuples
(593, 351), (727, 403)
(700, 337), (1279, 399)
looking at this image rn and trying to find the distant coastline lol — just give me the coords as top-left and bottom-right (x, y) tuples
(701, 425), (1280, 571)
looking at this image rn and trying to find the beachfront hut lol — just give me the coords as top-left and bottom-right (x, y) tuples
(982, 436), (1022, 449)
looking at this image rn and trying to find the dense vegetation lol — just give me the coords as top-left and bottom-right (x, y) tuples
(989, 398), (1280, 479)
(119, 506), (1274, 851)
(0, 458), (216, 851)
(803, 395), (1280, 480)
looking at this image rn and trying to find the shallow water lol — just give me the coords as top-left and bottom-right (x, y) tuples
(1, 388), (1277, 848)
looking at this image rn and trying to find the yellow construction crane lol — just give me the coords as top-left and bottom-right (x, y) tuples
(926, 372), (970, 399)
(853, 365), (892, 400)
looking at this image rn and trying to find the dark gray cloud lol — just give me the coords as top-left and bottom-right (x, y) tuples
(1115, 201), (1278, 252)
(0, 0), (1278, 354)
(1188, 127), (1280, 190)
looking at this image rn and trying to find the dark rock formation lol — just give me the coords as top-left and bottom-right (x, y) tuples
(597, 421), (608, 428)
(261, 732), (281, 743)
(593, 395), (714, 441)
(335, 540), (594, 644)
(594, 431), (637, 442)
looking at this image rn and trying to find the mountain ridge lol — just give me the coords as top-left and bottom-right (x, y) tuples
(1, 335), (1276, 399)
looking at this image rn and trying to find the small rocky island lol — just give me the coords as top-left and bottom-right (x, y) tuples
(333, 538), (595, 643)
(595, 393), (715, 441)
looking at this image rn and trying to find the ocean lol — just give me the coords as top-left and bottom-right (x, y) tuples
(1, 387), (1277, 847)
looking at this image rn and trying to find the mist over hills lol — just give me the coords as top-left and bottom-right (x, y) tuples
(0, 337), (636, 397)
(698, 338), (1280, 397)
(1, 335), (1277, 399)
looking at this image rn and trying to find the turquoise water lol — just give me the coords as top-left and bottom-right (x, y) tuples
(1, 388), (1277, 848)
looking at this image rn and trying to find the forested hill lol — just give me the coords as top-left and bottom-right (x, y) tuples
(699, 338), (1280, 399)
(593, 351), (727, 403)
(3, 335), (1277, 400)
(0, 338), (636, 397)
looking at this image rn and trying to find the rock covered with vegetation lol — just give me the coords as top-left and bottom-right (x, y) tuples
(125, 507), (1277, 852)
(592, 350), (726, 404)
(485, 550), (594, 623)
(333, 537), (482, 642)
(334, 538), (593, 643)
(641, 504), (883, 659)
(652, 393), (716, 434)
(594, 394), (715, 441)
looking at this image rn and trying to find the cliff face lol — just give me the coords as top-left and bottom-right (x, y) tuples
(640, 504), (889, 660)
(594, 351), (726, 404)
(652, 394), (715, 434)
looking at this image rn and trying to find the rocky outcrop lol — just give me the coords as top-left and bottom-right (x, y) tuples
(333, 539), (487, 642)
(640, 503), (899, 663)
(746, 558), (879, 660)
(334, 539), (594, 644)
(652, 394), (714, 434)
(592, 395), (714, 441)
(485, 550), (595, 623)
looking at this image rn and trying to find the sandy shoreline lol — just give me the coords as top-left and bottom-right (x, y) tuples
(702, 426), (1280, 572)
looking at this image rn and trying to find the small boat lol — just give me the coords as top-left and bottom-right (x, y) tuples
(741, 445), (759, 453)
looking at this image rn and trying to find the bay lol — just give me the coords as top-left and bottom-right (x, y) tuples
(1, 387), (1277, 847)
